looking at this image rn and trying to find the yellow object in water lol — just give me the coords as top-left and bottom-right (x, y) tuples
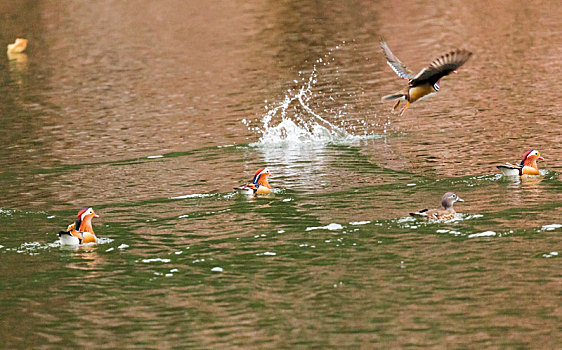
(7, 38), (28, 54)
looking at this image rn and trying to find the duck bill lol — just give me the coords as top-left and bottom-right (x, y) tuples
(456, 197), (464, 202)
(538, 155), (544, 160)
(94, 213), (100, 218)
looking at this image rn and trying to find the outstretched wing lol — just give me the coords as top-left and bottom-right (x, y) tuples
(409, 49), (472, 86)
(380, 41), (414, 80)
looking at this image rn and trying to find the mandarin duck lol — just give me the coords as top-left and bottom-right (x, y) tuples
(497, 150), (544, 176)
(58, 207), (99, 245)
(234, 168), (273, 195)
(380, 41), (472, 115)
(410, 192), (464, 220)
(7, 38), (28, 54)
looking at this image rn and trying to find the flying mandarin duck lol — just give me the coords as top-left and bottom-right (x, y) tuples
(410, 192), (464, 220)
(234, 168), (273, 195)
(497, 150), (544, 176)
(58, 207), (100, 245)
(380, 40), (472, 115)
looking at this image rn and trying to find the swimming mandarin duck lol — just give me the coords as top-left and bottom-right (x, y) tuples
(380, 40), (472, 115)
(58, 207), (99, 245)
(497, 150), (544, 176)
(410, 192), (464, 220)
(234, 168), (273, 195)
(7, 38), (28, 54)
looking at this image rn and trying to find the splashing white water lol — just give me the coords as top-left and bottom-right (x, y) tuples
(244, 43), (384, 146)
(246, 65), (347, 144)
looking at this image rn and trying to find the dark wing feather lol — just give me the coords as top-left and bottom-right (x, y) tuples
(409, 49), (472, 86)
(497, 163), (521, 170)
(410, 208), (429, 217)
(380, 41), (414, 80)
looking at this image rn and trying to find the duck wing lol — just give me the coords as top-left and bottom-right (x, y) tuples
(380, 41), (414, 80)
(409, 49), (472, 87)
(234, 183), (257, 193)
(497, 163), (522, 176)
(410, 208), (430, 217)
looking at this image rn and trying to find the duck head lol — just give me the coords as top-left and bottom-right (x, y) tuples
(7, 38), (28, 54)
(75, 207), (99, 233)
(252, 168), (272, 188)
(520, 150), (543, 168)
(441, 192), (464, 210)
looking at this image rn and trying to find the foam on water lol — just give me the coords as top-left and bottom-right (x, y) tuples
(170, 193), (215, 200)
(539, 223), (562, 231)
(141, 258), (172, 263)
(4, 237), (115, 254)
(349, 221), (371, 226)
(244, 43), (385, 146)
(468, 231), (497, 238)
(306, 223), (344, 231)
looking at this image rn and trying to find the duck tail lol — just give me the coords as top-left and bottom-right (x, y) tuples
(409, 209), (429, 217)
(381, 93), (405, 102)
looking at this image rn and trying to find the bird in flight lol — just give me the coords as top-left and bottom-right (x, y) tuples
(380, 40), (472, 115)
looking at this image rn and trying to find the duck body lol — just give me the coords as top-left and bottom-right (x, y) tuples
(496, 164), (523, 176)
(497, 150), (543, 176)
(380, 41), (472, 115)
(408, 84), (437, 103)
(235, 183), (272, 195)
(497, 164), (540, 176)
(58, 208), (99, 245)
(410, 192), (464, 220)
(410, 208), (457, 220)
(234, 168), (273, 195)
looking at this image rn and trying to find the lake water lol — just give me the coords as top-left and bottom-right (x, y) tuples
(1, 1), (560, 348)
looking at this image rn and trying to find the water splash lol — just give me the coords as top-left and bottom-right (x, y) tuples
(244, 43), (384, 145)
(243, 66), (340, 144)
(4, 237), (114, 255)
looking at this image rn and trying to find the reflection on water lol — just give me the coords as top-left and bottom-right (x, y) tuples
(0, 0), (561, 348)
(7, 52), (27, 87)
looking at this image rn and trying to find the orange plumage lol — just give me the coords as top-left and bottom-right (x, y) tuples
(58, 208), (100, 245)
(234, 168), (273, 195)
(497, 150), (544, 176)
